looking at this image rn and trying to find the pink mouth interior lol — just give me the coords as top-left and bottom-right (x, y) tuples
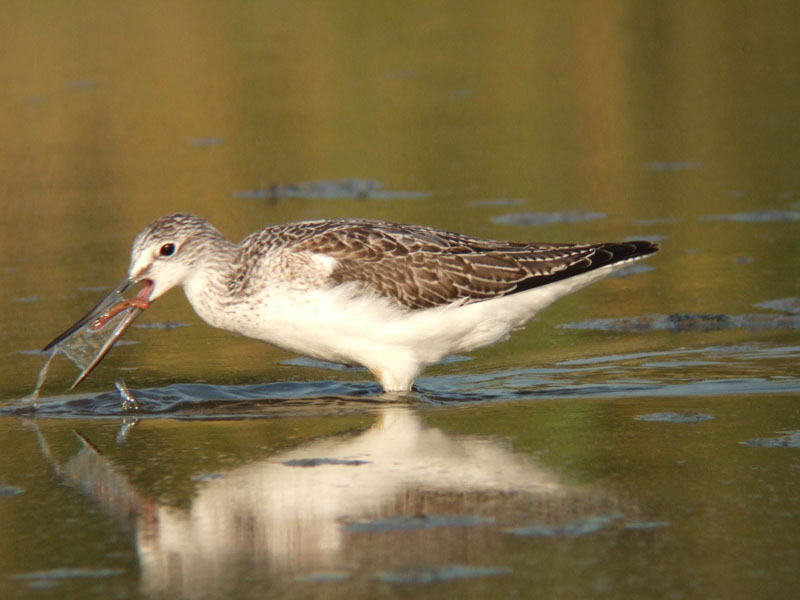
(136, 278), (155, 302)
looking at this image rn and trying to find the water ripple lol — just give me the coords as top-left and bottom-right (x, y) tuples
(4, 343), (797, 417)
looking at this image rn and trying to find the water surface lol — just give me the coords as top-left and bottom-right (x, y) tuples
(1, 2), (800, 599)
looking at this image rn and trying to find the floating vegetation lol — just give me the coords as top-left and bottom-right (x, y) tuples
(755, 297), (800, 315)
(491, 210), (606, 226)
(635, 411), (714, 423)
(631, 217), (681, 225)
(741, 431), (800, 448)
(467, 198), (524, 207)
(698, 210), (800, 223)
(234, 179), (430, 201)
(559, 312), (800, 332)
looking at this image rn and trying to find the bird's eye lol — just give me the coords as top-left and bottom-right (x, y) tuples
(159, 243), (176, 257)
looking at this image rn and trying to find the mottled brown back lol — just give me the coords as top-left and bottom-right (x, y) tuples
(242, 219), (659, 309)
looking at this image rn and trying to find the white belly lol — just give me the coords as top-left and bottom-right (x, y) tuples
(185, 261), (630, 391)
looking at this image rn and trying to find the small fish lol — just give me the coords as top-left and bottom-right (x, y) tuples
(43, 280), (154, 388)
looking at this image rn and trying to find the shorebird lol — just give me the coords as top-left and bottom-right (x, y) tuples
(45, 214), (659, 392)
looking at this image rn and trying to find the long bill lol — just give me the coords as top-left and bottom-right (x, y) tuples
(69, 305), (145, 389)
(42, 278), (153, 389)
(43, 278), (136, 352)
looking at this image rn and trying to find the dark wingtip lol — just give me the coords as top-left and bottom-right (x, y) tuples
(601, 240), (660, 263)
(629, 240), (660, 254)
(507, 239), (659, 297)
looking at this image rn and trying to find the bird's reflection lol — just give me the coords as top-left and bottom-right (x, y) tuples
(28, 407), (619, 598)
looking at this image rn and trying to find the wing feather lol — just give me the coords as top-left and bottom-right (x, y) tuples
(244, 219), (658, 309)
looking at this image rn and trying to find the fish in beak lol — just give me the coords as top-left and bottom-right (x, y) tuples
(43, 278), (155, 388)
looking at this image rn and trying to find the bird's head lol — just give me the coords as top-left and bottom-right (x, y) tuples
(128, 213), (223, 301)
(42, 213), (227, 388)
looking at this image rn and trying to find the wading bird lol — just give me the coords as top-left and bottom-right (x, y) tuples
(45, 214), (658, 392)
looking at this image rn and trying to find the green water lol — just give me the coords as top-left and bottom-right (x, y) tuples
(1, 1), (800, 598)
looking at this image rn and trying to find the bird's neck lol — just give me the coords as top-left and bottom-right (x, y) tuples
(182, 238), (239, 329)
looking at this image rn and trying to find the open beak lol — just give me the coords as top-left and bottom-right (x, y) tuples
(43, 278), (155, 389)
